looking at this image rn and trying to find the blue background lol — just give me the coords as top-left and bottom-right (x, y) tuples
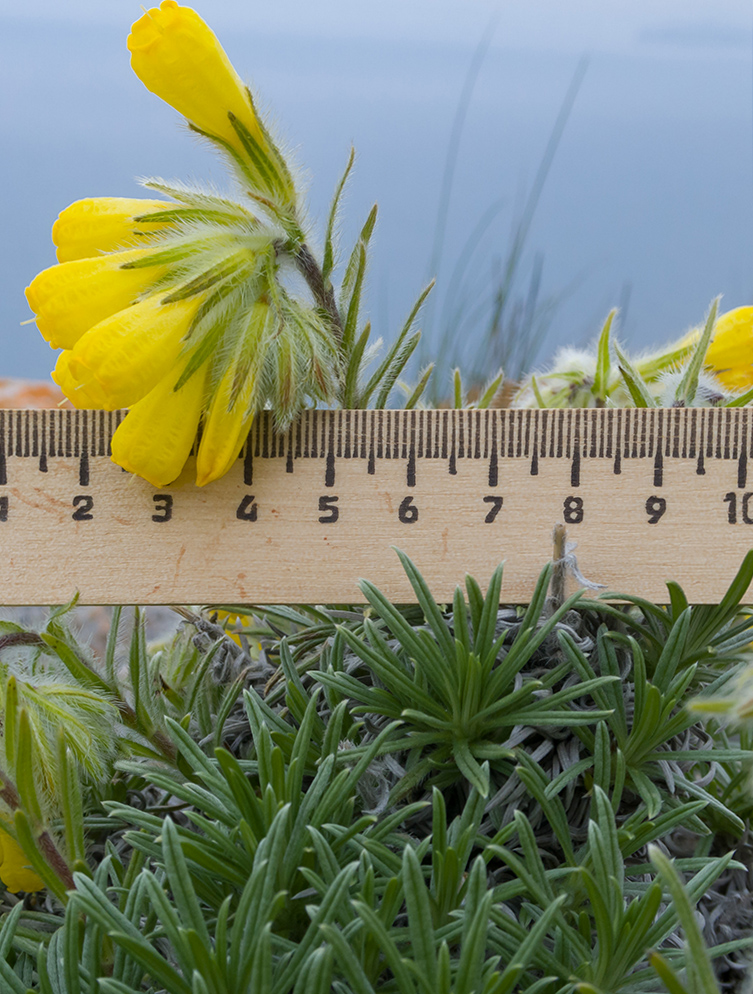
(2, 0), (752, 385)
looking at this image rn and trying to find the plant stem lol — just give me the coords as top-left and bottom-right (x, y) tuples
(0, 633), (44, 653)
(37, 830), (75, 890)
(295, 242), (344, 341)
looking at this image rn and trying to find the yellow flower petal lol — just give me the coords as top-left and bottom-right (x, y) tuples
(25, 247), (167, 350)
(196, 301), (271, 485)
(58, 292), (205, 410)
(704, 306), (753, 390)
(52, 350), (110, 408)
(128, 2), (264, 151)
(53, 197), (171, 263)
(196, 371), (254, 487)
(0, 826), (44, 894)
(110, 363), (207, 486)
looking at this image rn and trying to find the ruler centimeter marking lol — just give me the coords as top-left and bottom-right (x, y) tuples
(0, 407), (752, 605)
(3, 406), (752, 480)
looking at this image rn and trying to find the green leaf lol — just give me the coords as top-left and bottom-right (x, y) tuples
(15, 709), (43, 826)
(473, 563), (504, 665)
(652, 607), (690, 689)
(530, 375), (547, 408)
(394, 549), (456, 660)
(341, 241), (367, 360)
(675, 298), (719, 406)
(453, 744), (490, 796)
(343, 321), (372, 409)
(40, 632), (113, 697)
(341, 205), (378, 318)
(592, 308), (616, 402)
(160, 818), (212, 947)
(226, 110), (292, 201)
(493, 895), (567, 994)
(127, 608), (148, 727)
(404, 363), (435, 409)
(403, 845), (438, 990)
(161, 249), (256, 304)
(689, 549), (753, 647)
(614, 342), (658, 407)
(359, 281), (433, 406)
(0, 905), (26, 994)
(455, 882), (492, 994)
(4, 675), (18, 772)
(322, 147), (356, 284)
(589, 786), (624, 896)
(63, 898), (83, 994)
(56, 729), (87, 868)
(274, 863), (359, 994)
(724, 382), (753, 406)
(666, 581), (689, 621)
(650, 847), (721, 994)
(630, 768), (663, 819)
(103, 605), (122, 685)
(293, 946), (336, 994)
(351, 900), (418, 993)
(475, 370), (505, 409)
(373, 332), (422, 409)
(453, 368), (464, 409)
(650, 952), (692, 994)
(212, 668), (249, 747)
(512, 754), (575, 864)
(319, 923), (375, 994)
(107, 932), (193, 994)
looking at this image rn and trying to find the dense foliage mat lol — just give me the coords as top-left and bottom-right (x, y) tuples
(1, 553), (753, 992)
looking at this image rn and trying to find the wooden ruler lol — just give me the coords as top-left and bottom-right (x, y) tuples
(0, 407), (751, 605)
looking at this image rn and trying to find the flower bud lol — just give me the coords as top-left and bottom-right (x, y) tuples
(128, 2), (294, 204)
(53, 197), (171, 262)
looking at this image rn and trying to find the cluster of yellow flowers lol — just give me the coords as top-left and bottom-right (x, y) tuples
(25, 2), (336, 488)
(23, 1), (753, 492)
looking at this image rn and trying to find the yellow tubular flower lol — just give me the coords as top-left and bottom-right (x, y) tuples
(52, 351), (110, 409)
(704, 306), (753, 390)
(27, 4), (337, 487)
(127, 2), (257, 145)
(196, 303), (267, 485)
(196, 373), (254, 487)
(214, 611), (260, 649)
(25, 248), (166, 350)
(127, 3), (292, 202)
(110, 362), (208, 487)
(0, 826), (44, 894)
(53, 197), (170, 262)
(54, 292), (206, 410)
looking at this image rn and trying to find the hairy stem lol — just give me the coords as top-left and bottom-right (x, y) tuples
(0, 633), (44, 653)
(294, 242), (343, 341)
(37, 830), (75, 890)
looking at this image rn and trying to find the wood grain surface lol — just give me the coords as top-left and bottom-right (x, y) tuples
(0, 407), (751, 605)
